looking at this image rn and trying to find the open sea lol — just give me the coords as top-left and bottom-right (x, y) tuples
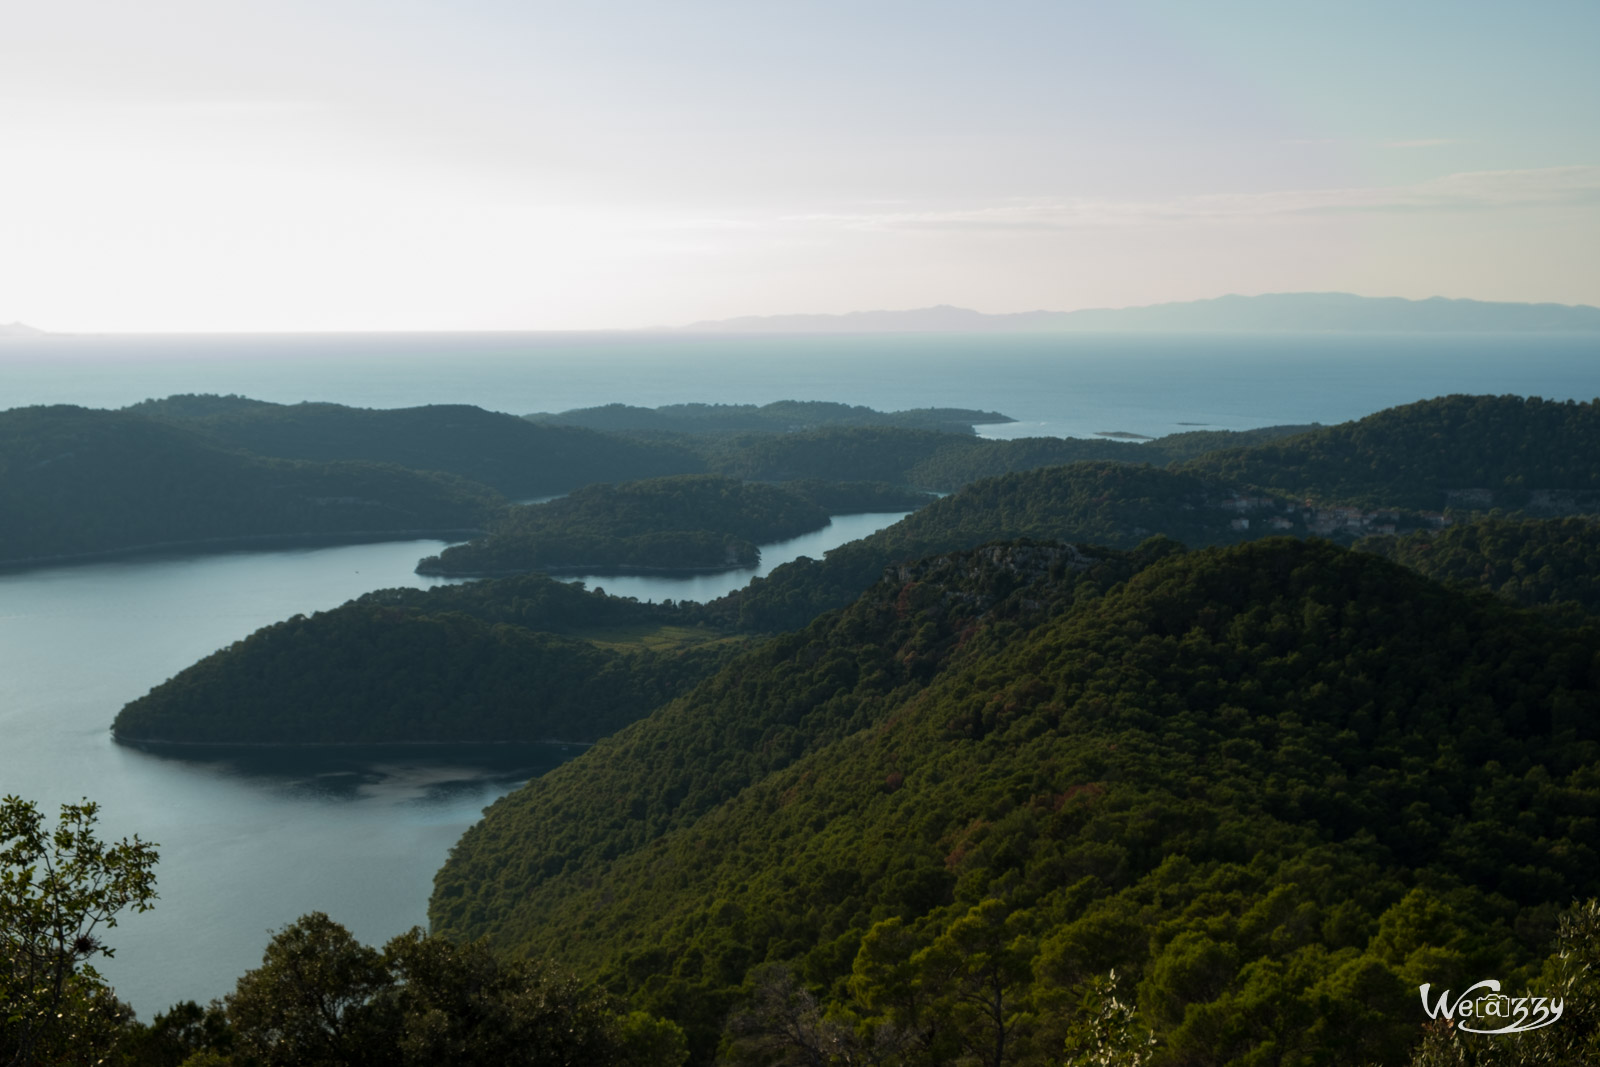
(1, 329), (1596, 1017)
(3, 330), (1597, 439)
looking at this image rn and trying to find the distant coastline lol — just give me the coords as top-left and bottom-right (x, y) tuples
(681, 292), (1600, 334)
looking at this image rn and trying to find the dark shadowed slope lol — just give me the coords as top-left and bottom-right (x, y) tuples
(0, 406), (499, 566)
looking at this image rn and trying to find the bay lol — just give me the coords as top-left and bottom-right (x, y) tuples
(0, 518), (902, 1016)
(556, 510), (912, 603)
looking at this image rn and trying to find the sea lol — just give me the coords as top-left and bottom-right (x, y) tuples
(4, 329), (1597, 439)
(1, 329), (1596, 1016)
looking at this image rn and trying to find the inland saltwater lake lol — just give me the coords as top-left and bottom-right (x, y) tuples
(1, 329), (1597, 1016)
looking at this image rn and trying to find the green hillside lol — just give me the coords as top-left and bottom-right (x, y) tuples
(1359, 516), (1600, 616)
(107, 463), (1236, 745)
(113, 573), (745, 744)
(415, 475), (839, 577)
(0, 406), (499, 565)
(691, 423), (1313, 491)
(432, 538), (1600, 1065)
(715, 462), (1262, 632)
(129, 396), (705, 497)
(1181, 394), (1600, 510)
(900, 424), (1316, 490)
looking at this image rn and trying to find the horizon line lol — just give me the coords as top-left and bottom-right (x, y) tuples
(8, 290), (1600, 336)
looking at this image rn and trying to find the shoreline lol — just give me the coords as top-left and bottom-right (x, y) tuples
(415, 559), (761, 579)
(0, 528), (484, 573)
(112, 733), (596, 750)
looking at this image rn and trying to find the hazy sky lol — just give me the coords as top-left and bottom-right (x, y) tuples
(4, 0), (1598, 330)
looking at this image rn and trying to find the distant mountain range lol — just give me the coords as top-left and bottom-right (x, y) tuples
(0, 321), (45, 338)
(682, 292), (1600, 333)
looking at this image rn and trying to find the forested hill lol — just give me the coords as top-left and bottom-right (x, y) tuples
(415, 474), (916, 577)
(431, 537), (1600, 1065)
(691, 422), (1313, 489)
(0, 406), (499, 565)
(714, 463), (1262, 632)
(1181, 394), (1600, 510)
(123, 392), (1324, 498)
(1359, 516), (1600, 615)
(722, 397), (1600, 631)
(127, 396), (705, 497)
(112, 572), (746, 745)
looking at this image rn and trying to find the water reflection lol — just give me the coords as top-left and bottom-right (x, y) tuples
(118, 741), (583, 804)
(555, 510), (912, 603)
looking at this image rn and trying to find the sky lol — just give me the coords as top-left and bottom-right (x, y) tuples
(2, 0), (1598, 331)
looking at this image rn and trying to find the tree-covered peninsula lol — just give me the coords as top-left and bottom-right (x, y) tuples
(431, 537), (1600, 1065)
(0, 406), (500, 566)
(112, 573), (747, 744)
(415, 474), (883, 577)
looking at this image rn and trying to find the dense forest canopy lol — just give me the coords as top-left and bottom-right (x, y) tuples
(112, 572), (747, 744)
(719, 397), (1600, 632)
(432, 538), (1600, 1065)
(1182, 394), (1600, 510)
(0, 406), (499, 565)
(1359, 515), (1600, 616)
(686, 424), (1312, 490)
(416, 474), (843, 577)
(711, 462), (1269, 633)
(14, 392), (1595, 572)
(126, 396), (706, 497)
(106, 460), (1274, 745)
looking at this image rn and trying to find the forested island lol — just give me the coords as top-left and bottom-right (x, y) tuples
(414, 474), (927, 578)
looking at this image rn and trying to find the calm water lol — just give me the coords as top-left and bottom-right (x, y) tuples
(3, 330), (1597, 440)
(0, 520), (900, 1016)
(559, 510), (911, 603)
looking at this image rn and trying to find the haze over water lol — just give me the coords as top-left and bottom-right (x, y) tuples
(4, 331), (1598, 440)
